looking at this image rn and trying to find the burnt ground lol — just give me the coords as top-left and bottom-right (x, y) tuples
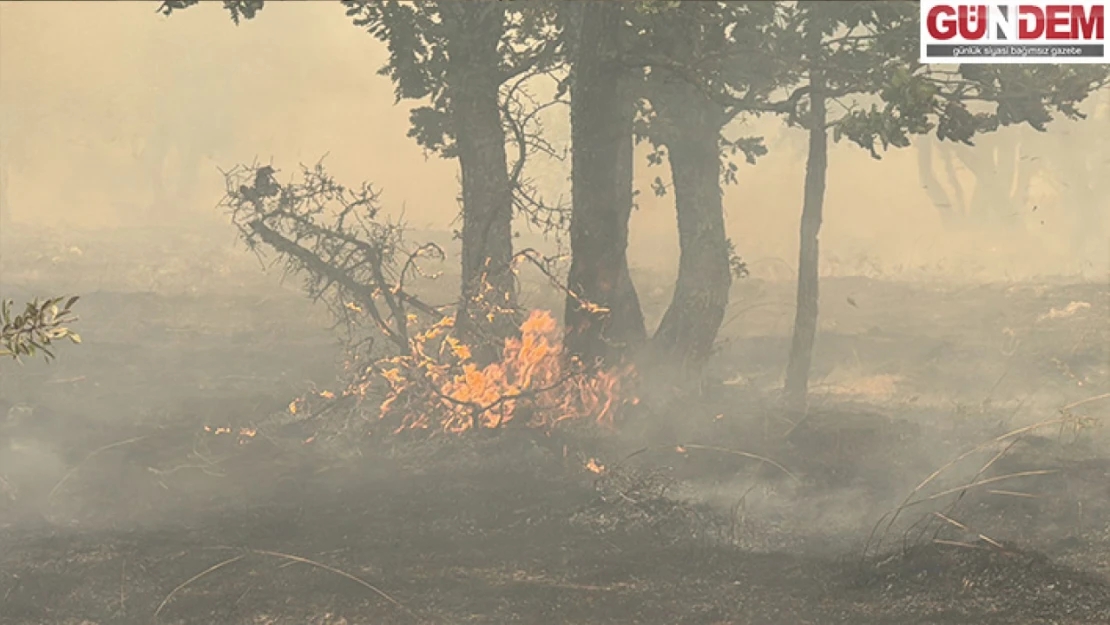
(1, 226), (1109, 624)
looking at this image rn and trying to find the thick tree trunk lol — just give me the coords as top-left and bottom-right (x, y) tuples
(443, 7), (516, 357)
(564, 1), (646, 366)
(783, 42), (829, 412)
(650, 87), (732, 376)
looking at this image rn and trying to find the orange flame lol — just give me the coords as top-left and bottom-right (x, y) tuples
(375, 309), (636, 434)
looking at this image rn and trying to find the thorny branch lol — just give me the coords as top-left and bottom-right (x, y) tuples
(220, 163), (627, 438)
(220, 161), (446, 355)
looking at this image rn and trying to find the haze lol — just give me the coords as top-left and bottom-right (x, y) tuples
(3, 1), (1107, 280)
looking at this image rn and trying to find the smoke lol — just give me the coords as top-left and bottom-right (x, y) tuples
(0, 406), (68, 523)
(3, 3), (1108, 282)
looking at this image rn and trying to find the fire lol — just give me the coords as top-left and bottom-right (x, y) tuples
(203, 425), (258, 445)
(585, 458), (606, 474)
(376, 310), (636, 434)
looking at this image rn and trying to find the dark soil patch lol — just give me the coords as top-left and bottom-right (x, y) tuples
(857, 544), (1110, 624)
(3, 428), (1109, 625)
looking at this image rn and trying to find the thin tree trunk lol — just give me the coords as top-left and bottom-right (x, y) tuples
(783, 32), (829, 412)
(564, 1), (645, 366)
(917, 139), (959, 229)
(938, 144), (970, 224)
(650, 86), (731, 377)
(444, 6), (516, 358)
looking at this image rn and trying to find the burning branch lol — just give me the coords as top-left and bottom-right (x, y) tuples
(369, 310), (636, 435)
(512, 249), (608, 315)
(219, 162), (635, 440)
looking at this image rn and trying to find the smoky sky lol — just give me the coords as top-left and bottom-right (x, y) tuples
(1, 1), (1107, 280)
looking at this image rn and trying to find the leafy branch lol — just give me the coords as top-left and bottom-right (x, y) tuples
(0, 296), (81, 362)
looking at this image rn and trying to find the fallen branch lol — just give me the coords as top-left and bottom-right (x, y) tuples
(49, 435), (148, 500)
(251, 548), (421, 622)
(154, 554), (245, 619)
(153, 548), (423, 623)
(611, 443), (800, 484)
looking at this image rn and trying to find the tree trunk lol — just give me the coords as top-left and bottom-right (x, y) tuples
(443, 6), (516, 357)
(1055, 103), (1108, 255)
(917, 139), (960, 229)
(564, 1), (646, 366)
(650, 85), (732, 377)
(783, 35), (829, 412)
(954, 138), (1022, 230)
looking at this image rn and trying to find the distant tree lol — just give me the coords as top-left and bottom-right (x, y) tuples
(916, 86), (1110, 258)
(916, 129), (1041, 230)
(1043, 87), (1110, 257)
(132, 114), (230, 222)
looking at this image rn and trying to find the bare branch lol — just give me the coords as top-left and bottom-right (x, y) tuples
(219, 162), (446, 356)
